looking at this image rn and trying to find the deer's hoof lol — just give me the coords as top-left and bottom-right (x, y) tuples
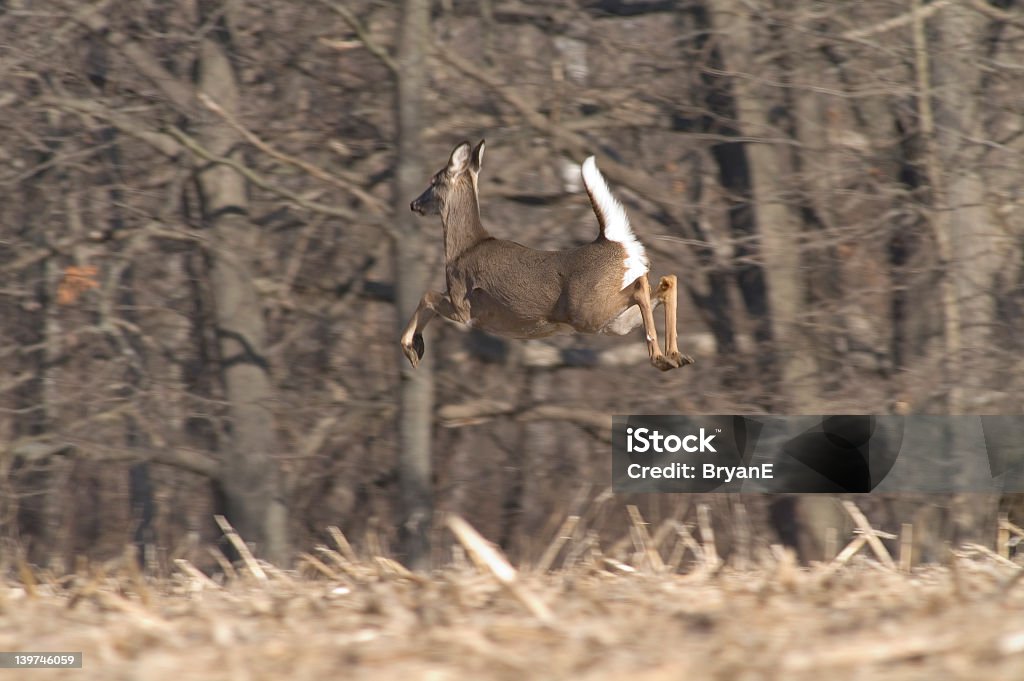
(652, 355), (676, 372)
(652, 352), (694, 371)
(670, 352), (695, 367)
(402, 334), (425, 368)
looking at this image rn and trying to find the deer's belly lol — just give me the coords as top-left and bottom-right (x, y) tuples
(467, 301), (643, 338)
(469, 314), (575, 339)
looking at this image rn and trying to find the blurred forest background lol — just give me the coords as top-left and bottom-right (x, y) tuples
(1, 0), (1022, 573)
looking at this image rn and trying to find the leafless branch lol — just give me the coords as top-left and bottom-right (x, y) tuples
(438, 400), (612, 441)
(967, 0), (1024, 29)
(316, 0), (399, 75)
(42, 96), (183, 158)
(166, 126), (390, 231)
(79, 12), (198, 116)
(839, 0), (954, 41)
(197, 93), (390, 215)
(0, 0), (115, 81)
(5, 437), (219, 479)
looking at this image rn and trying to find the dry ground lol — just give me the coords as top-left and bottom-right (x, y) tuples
(2, 543), (1024, 681)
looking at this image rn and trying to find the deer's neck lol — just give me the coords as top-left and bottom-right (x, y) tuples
(441, 190), (489, 262)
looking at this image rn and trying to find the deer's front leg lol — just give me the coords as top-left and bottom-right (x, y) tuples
(653, 274), (694, 368)
(400, 290), (459, 368)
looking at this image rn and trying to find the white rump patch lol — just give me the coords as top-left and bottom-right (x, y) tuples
(581, 156), (649, 289)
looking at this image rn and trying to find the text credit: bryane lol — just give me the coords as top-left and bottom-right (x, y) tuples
(625, 427), (774, 483)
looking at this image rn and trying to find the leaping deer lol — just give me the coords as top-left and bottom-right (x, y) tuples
(401, 140), (693, 372)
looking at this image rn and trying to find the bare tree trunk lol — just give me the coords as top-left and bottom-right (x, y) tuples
(195, 8), (289, 565)
(10, 173), (63, 569)
(926, 4), (1001, 399)
(394, 0), (434, 569)
(708, 0), (818, 412)
(92, 41), (158, 568)
(689, 5), (768, 363)
(913, 0), (999, 546)
(707, 0), (833, 556)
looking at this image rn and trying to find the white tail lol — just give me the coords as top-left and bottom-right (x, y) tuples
(402, 141), (693, 372)
(581, 156), (649, 289)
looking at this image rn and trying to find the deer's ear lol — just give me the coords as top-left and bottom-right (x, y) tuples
(448, 141), (472, 174)
(470, 139), (485, 174)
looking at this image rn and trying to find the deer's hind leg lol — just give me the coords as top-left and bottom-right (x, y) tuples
(400, 290), (459, 368)
(652, 274), (694, 368)
(630, 275), (677, 372)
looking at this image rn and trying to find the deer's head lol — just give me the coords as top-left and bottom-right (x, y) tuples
(410, 140), (485, 216)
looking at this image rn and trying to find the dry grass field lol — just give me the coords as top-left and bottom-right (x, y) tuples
(3, 513), (1024, 681)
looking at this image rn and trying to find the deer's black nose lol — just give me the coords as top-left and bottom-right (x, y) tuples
(410, 199), (420, 214)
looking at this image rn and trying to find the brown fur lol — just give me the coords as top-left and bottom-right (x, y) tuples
(402, 141), (693, 372)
